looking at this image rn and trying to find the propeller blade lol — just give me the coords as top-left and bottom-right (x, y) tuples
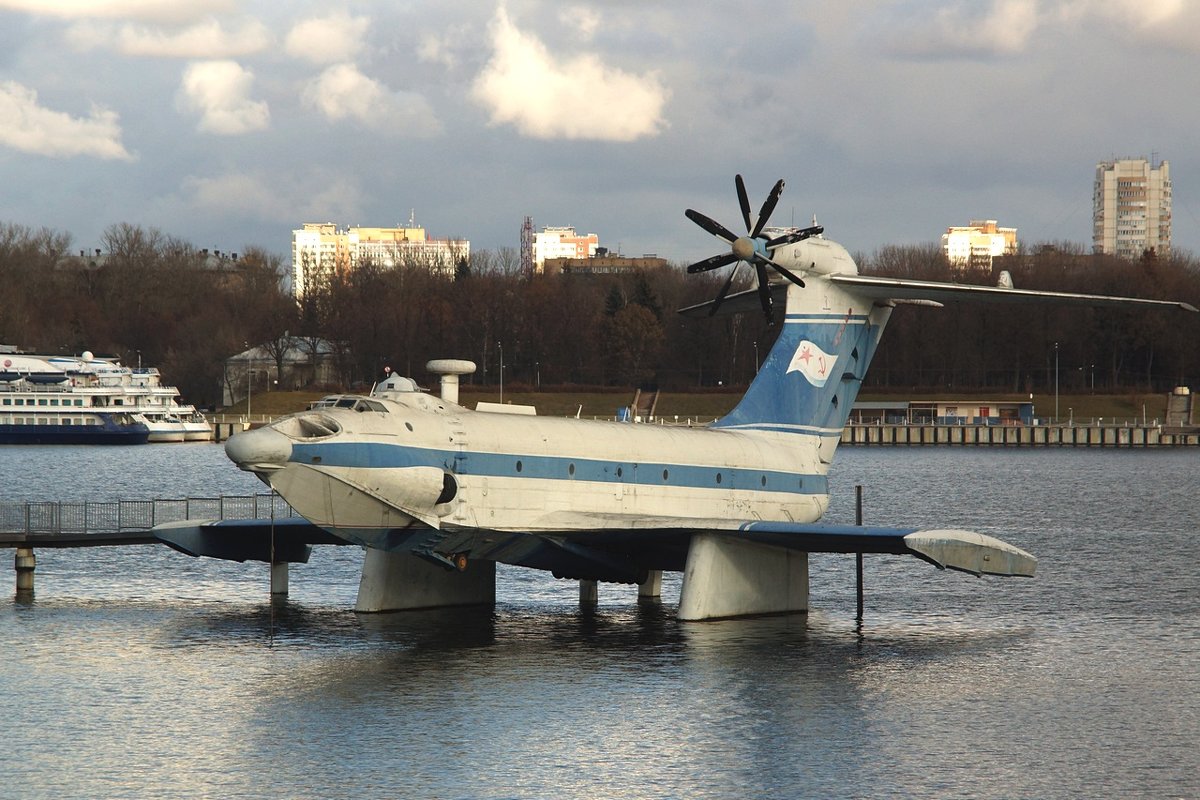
(754, 262), (775, 324)
(750, 179), (785, 238)
(708, 260), (743, 316)
(766, 225), (824, 248)
(735, 174), (753, 233)
(686, 251), (738, 274)
(760, 256), (806, 288)
(685, 209), (738, 243)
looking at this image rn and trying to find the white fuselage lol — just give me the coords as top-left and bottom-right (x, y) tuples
(256, 391), (831, 539)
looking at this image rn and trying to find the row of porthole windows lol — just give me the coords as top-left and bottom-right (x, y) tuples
(510, 459), (803, 488)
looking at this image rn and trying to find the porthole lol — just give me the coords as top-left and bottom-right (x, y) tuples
(662, 469), (669, 481)
(311, 455), (322, 464)
(831, 396), (839, 407)
(516, 460), (523, 472)
(761, 475), (767, 487)
(616, 467), (623, 478)
(405, 421), (414, 432)
(716, 473), (723, 484)
(568, 463), (575, 477)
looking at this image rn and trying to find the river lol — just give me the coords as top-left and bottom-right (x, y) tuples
(1, 444), (1196, 799)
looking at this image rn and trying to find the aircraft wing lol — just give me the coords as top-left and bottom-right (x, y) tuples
(494, 516), (1037, 580)
(827, 273), (1199, 312)
(154, 518), (350, 563)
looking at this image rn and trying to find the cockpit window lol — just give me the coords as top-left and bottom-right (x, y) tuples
(335, 398), (357, 408)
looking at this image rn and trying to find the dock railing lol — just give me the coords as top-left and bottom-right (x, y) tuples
(0, 493), (296, 537)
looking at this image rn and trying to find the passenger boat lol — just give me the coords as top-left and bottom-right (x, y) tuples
(0, 348), (213, 444)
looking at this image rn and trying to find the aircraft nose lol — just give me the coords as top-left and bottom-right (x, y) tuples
(225, 426), (293, 473)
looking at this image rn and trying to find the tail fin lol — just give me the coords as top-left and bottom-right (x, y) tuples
(713, 279), (891, 458)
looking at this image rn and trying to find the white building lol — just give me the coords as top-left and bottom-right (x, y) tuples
(531, 226), (599, 273)
(1093, 157), (1171, 260)
(941, 220), (1018, 268)
(291, 220), (470, 298)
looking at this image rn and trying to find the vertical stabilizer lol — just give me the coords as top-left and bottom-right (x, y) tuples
(713, 279), (891, 457)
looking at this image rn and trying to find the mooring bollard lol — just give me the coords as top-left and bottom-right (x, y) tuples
(15, 547), (35, 593)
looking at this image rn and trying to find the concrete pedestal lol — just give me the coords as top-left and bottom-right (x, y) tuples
(678, 534), (808, 621)
(355, 548), (496, 613)
(270, 562), (289, 596)
(638, 570), (663, 601)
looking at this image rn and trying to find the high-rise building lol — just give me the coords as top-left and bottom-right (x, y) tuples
(941, 220), (1018, 269)
(1092, 158), (1171, 259)
(291, 220), (469, 297)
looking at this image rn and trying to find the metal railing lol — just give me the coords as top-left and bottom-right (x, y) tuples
(0, 493), (297, 536)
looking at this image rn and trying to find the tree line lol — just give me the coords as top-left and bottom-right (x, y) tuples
(2, 221), (1197, 408)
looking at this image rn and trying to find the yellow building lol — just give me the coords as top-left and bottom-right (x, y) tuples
(291, 221), (470, 297)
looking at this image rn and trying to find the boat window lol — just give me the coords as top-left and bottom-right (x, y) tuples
(360, 400), (387, 413)
(335, 398), (357, 408)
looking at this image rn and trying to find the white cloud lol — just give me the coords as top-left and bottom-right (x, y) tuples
(0, 0), (229, 23)
(178, 60), (269, 135)
(470, 7), (667, 141)
(0, 80), (133, 160)
(418, 32), (458, 69)
(65, 18), (271, 58)
(180, 170), (363, 223)
(301, 63), (442, 136)
(880, 0), (1040, 58)
(285, 12), (370, 65)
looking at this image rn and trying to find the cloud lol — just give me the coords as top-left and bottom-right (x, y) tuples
(0, 80), (133, 160)
(179, 170), (363, 224)
(66, 18), (271, 58)
(178, 60), (269, 135)
(470, 7), (667, 141)
(881, 0), (1041, 59)
(301, 63), (442, 136)
(285, 11), (370, 64)
(0, 0), (230, 23)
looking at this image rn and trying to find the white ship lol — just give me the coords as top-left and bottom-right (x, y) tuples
(0, 347), (213, 444)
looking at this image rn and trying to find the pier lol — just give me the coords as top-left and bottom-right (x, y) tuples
(1, 493), (311, 594)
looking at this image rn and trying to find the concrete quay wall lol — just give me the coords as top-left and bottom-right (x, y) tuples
(841, 424), (1200, 447)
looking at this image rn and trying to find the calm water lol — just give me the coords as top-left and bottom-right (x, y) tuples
(1, 444), (1197, 799)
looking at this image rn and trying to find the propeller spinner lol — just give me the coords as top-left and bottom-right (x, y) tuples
(685, 175), (822, 323)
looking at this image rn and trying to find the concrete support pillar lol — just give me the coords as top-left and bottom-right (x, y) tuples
(579, 579), (598, 607)
(355, 548), (495, 613)
(678, 533), (808, 621)
(270, 561), (289, 596)
(15, 547), (35, 593)
(637, 570), (663, 601)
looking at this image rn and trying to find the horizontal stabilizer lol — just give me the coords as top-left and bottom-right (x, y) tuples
(154, 518), (349, 563)
(829, 273), (1198, 313)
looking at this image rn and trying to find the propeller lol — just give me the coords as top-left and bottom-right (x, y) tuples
(685, 175), (823, 323)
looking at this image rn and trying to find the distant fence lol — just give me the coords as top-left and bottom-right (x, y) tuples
(0, 493), (297, 536)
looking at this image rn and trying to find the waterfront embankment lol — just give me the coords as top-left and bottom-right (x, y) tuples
(841, 423), (1199, 447)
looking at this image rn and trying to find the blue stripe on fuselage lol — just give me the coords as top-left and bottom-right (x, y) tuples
(289, 441), (828, 496)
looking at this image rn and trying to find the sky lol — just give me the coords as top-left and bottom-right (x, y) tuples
(2, 0), (1199, 267)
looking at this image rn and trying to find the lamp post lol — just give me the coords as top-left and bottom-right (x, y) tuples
(245, 344), (252, 419)
(754, 341), (760, 375)
(1054, 342), (1059, 423)
(497, 341), (504, 404)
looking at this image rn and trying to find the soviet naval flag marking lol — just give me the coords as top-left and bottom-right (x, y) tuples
(787, 340), (838, 387)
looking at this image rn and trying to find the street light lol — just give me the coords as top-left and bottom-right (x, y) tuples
(497, 341), (504, 404)
(1054, 342), (1059, 423)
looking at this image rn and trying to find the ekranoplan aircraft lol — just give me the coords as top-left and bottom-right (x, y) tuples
(175, 176), (1196, 620)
